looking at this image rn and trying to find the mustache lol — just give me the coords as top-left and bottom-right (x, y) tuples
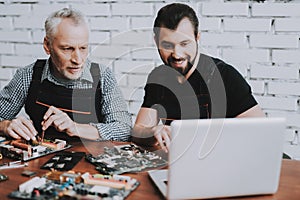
(168, 56), (186, 63)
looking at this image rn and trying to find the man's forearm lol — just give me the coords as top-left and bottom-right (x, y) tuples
(132, 124), (156, 146)
(73, 123), (100, 141)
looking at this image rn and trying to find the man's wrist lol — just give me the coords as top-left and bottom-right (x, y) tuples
(0, 120), (10, 136)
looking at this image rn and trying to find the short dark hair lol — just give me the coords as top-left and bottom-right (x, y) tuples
(153, 3), (199, 41)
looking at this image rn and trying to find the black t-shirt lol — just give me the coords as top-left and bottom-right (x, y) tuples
(141, 54), (257, 125)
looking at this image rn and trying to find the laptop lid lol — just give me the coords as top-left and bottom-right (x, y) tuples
(149, 117), (285, 199)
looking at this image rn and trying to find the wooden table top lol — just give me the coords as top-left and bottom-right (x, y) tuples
(0, 140), (300, 200)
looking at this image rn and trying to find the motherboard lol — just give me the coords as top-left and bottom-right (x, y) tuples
(0, 139), (70, 161)
(86, 143), (167, 175)
(9, 170), (139, 199)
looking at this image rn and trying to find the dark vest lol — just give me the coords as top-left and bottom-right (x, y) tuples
(25, 60), (102, 141)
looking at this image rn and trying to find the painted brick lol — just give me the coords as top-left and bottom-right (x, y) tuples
(115, 73), (128, 87)
(111, 30), (152, 46)
(90, 45), (131, 59)
(199, 47), (220, 59)
(0, 80), (10, 90)
(0, 17), (13, 30)
(234, 64), (248, 77)
(0, 4), (31, 16)
(0, 43), (14, 54)
(284, 143), (300, 160)
(89, 31), (110, 44)
(268, 82), (300, 96)
(121, 87), (144, 101)
(0, 68), (13, 80)
(9, 0), (39, 2)
(199, 17), (221, 31)
(222, 60), (248, 77)
(254, 96), (298, 111)
(90, 17), (129, 31)
(1, 55), (37, 67)
(248, 80), (265, 94)
(223, 49), (270, 63)
(249, 34), (299, 49)
(267, 110), (300, 128)
(94, 0), (115, 2)
(129, 101), (143, 117)
(224, 18), (271, 32)
(0, 31), (31, 43)
(15, 44), (46, 57)
(285, 113), (300, 128)
(114, 60), (155, 74)
(131, 88), (144, 102)
(275, 19), (300, 32)
(112, 3), (153, 16)
(131, 17), (154, 30)
(200, 32), (246, 47)
(285, 129), (297, 142)
(32, 30), (45, 43)
(14, 16), (45, 29)
(202, 3), (249, 16)
(273, 50), (300, 63)
(128, 74), (148, 87)
(31, 4), (68, 16)
(250, 65), (299, 80)
(252, 3), (300, 17)
(131, 48), (160, 60)
(72, 4), (110, 16)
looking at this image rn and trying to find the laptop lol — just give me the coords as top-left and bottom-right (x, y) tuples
(148, 117), (285, 199)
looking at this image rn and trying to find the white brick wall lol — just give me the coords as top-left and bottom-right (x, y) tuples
(250, 34), (299, 49)
(201, 3), (249, 16)
(252, 3), (300, 17)
(250, 65), (299, 80)
(1, 0), (300, 159)
(275, 18), (300, 32)
(223, 18), (272, 32)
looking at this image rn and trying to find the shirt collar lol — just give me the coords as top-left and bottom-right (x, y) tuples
(41, 58), (94, 83)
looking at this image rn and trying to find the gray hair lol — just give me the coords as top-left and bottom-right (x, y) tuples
(45, 8), (87, 41)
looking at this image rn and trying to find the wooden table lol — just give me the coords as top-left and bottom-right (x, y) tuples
(0, 140), (300, 200)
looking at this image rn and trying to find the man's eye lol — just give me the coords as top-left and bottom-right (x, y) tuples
(181, 42), (190, 47)
(63, 47), (73, 51)
(161, 43), (173, 50)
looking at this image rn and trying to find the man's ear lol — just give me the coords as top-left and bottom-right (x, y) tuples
(153, 34), (159, 47)
(196, 32), (200, 42)
(43, 37), (51, 55)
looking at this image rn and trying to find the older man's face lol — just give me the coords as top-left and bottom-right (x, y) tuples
(44, 18), (89, 80)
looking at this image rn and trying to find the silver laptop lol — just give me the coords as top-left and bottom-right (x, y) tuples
(148, 117), (285, 199)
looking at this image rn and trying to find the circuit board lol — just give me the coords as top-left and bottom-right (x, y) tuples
(0, 139), (71, 161)
(8, 171), (139, 200)
(86, 143), (167, 175)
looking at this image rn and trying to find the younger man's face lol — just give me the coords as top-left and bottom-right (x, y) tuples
(156, 17), (199, 74)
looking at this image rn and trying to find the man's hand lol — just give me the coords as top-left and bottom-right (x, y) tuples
(3, 116), (37, 141)
(42, 106), (78, 137)
(152, 124), (171, 153)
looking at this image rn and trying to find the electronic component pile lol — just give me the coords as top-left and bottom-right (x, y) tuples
(0, 139), (70, 161)
(86, 143), (167, 175)
(9, 170), (139, 200)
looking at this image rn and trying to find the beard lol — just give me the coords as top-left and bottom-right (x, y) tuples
(166, 56), (193, 76)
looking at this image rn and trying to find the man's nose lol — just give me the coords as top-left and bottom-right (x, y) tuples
(71, 49), (83, 64)
(172, 45), (184, 59)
